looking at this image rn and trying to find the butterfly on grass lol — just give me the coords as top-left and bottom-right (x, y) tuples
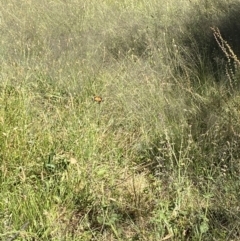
(93, 95), (103, 104)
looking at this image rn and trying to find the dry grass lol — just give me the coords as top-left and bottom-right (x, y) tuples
(0, 0), (240, 240)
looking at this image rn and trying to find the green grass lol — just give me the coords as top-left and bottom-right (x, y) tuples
(1, 0), (240, 240)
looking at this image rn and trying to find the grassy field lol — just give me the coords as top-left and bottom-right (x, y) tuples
(1, 0), (240, 240)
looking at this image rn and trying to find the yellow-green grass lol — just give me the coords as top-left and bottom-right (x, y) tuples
(1, 0), (240, 240)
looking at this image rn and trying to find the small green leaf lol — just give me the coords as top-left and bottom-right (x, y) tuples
(96, 168), (107, 177)
(200, 221), (209, 234)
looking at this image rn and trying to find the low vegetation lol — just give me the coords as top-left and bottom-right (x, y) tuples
(0, 0), (240, 240)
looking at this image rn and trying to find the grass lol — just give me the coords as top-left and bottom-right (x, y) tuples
(0, 0), (240, 240)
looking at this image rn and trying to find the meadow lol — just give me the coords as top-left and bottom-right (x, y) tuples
(0, 0), (240, 240)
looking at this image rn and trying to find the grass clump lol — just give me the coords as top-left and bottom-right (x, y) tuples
(0, 0), (240, 240)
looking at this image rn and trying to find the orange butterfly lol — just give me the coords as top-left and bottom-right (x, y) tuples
(93, 95), (103, 104)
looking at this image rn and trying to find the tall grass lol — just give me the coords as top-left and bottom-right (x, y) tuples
(0, 0), (240, 240)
